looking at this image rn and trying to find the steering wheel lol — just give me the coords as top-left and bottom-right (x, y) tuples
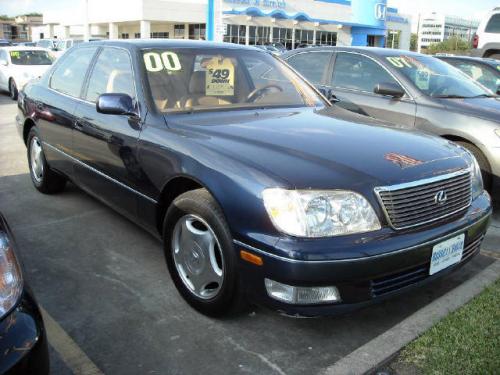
(246, 84), (283, 102)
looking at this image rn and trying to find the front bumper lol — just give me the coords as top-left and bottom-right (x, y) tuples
(236, 192), (492, 316)
(0, 289), (49, 375)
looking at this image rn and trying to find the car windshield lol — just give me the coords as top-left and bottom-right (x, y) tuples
(142, 47), (324, 112)
(9, 50), (54, 65)
(384, 54), (493, 98)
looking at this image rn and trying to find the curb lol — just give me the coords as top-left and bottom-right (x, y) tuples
(321, 259), (500, 375)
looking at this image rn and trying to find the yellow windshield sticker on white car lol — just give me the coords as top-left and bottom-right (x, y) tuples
(386, 56), (412, 68)
(143, 52), (181, 72)
(415, 68), (430, 90)
(205, 57), (235, 96)
(10, 51), (20, 59)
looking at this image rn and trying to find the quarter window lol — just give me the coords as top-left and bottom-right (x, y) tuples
(485, 14), (500, 33)
(287, 52), (331, 84)
(332, 53), (399, 93)
(85, 48), (135, 103)
(50, 47), (98, 97)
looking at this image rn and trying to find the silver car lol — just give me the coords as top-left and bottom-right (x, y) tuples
(283, 47), (500, 195)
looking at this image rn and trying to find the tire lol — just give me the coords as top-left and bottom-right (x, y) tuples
(9, 79), (18, 101)
(163, 188), (244, 317)
(456, 141), (492, 192)
(27, 127), (66, 194)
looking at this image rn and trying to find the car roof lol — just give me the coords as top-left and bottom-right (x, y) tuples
(284, 46), (424, 58)
(80, 39), (259, 52)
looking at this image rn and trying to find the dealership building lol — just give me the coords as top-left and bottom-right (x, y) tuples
(32, 0), (411, 50)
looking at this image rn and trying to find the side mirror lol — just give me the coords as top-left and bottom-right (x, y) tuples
(96, 93), (136, 116)
(0, 59), (8, 66)
(374, 82), (405, 98)
(318, 86), (341, 103)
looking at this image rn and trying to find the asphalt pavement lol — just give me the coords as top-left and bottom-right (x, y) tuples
(0, 94), (498, 375)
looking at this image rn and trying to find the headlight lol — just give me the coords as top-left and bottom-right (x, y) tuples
(470, 154), (483, 200)
(0, 232), (23, 318)
(262, 189), (381, 237)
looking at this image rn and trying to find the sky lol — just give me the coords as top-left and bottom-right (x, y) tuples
(1, 0), (499, 31)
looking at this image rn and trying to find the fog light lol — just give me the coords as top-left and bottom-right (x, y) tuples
(264, 278), (340, 305)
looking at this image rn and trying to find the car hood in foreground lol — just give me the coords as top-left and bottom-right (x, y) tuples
(166, 106), (470, 190)
(440, 96), (500, 123)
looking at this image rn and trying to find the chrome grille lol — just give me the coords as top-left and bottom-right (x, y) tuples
(375, 170), (472, 230)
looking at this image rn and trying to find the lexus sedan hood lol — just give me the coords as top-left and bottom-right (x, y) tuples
(440, 96), (500, 123)
(166, 106), (470, 190)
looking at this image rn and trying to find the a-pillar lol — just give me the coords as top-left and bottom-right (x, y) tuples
(108, 22), (118, 39)
(140, 21), (151, 39)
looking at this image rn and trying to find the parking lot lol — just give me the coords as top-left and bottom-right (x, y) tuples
(0, 94), (498, 375)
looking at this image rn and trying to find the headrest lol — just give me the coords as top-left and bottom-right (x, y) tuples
(189, 71), (206, 94)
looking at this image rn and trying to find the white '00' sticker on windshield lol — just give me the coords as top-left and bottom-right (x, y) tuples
(143, 52), (182, 72)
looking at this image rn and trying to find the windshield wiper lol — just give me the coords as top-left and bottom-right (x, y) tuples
(467, 94), (498, 98)
(433, 94), (468, 98)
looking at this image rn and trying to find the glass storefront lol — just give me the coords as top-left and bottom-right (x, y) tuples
(315, 31), (337, 46)
(224, 24), (246, 44)
(189, 24), (206, 40)
(249, 26), (271, 45)
(272, 27), (293, 49)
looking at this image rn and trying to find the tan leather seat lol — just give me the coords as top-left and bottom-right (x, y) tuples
(183, 71), (232, 108)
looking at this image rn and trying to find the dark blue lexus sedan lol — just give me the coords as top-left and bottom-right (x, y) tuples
(16, 40), (491, 317)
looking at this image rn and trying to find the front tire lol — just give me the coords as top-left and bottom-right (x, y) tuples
(163, 188), (243, 317)
(27, 128), (66, 194)
(9, 79), (18, 100)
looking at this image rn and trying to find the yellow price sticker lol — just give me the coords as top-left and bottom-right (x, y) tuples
(10, 51), (20, 59)
(205, 57), (235, 96)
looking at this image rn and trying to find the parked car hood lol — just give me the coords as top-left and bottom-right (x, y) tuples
(166, 106), (470, 190)
(440, 97), (500, 123)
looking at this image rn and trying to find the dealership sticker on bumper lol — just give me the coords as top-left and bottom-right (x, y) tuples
(429, 234), (465, 275)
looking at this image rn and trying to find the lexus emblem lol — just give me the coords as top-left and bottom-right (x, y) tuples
(434, 190), (448, 205)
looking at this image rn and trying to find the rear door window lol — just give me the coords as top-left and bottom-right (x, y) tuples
(286, 52), (331, 84)
(50, 47), (98, 97)
(85, 47), (135, 103)
(485, 14), (500, 33)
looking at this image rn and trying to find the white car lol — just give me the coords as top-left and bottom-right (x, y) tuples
(472, 7), (500, 59)
(0, 46), (55, 100)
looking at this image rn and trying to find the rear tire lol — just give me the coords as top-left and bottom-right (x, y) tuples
(9, 79), (18, 100)
(27, 127), (66, 194)
(163, 188), (245, 317)
(456, 141), (492, 192)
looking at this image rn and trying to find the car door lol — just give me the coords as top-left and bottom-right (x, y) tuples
(72, 46), (142, 219)
(327, 52), (417, 128)
(38, 46), (99, 177)
(284, 50), (333, 94)
(0, 49), (9, 89)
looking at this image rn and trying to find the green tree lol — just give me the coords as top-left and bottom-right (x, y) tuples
(0, 15), (13, 21)
(410, 33), (418, 51)
(426, 36), (471, 55)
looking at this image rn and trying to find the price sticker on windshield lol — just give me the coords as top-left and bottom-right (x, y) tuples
(10, 51), (20, 59)
(415, 68), (430, 90)
(205, 57), (234, 96)
(386, 56), (413, 68)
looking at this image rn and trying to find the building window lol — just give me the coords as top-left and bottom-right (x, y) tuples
(315, 31), (337, 46)
(249, 26), (270, 45)
(294, 29), (314, 48)
(189, 24), (206, 40)
(224, 24), (246, 45)
(386, 30), (401, 49)
(121, 33), (129, 39)
(272, 27), (293, 49)
(134, 32), (140, 39)
(174, 24), (185, 39)
(150, 32), (169, 38)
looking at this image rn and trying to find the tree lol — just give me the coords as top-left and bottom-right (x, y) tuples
(0, 15), (13, 21)
(426, 36), (471, 55)
(410, 33), (418, 51)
